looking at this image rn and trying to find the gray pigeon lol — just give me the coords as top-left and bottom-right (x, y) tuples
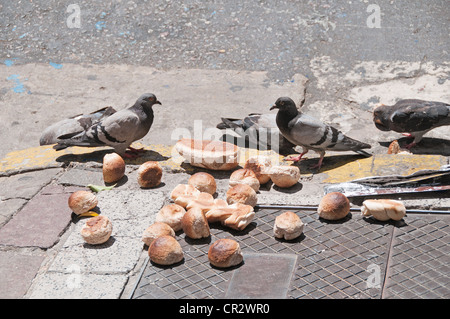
(53, 93), (161, 158)
(373, 99), (450, 149)
(40, 106), (117, 146)
(216, 113), (295, 153)
(270, 97), (371, 170)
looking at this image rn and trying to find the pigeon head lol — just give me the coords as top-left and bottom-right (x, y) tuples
(373, 104), (390, 131)
(137, 93), (162, 106)
(270, 97), (297, 112)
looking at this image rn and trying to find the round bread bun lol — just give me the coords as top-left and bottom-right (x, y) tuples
(137, 161), (162, 188)
(229, 168), (260, 192)
(244, 156), (272, 184)
(318, 192), (350, 220)
(155, 204), (186, 231)
(226, 184), (257, 207)
(269, 165), (300, 188)
(273, 211), (304, 240)
(208, 239), (243, 268)
(141, 222), (176, 246)
(68, 190), (98, 215)
(149, 235), (184, 265)
(102, 153), (125, 183)
(80, 215), (113, 245)
(175, 138), (239, 171)
(188, 172), (217, 195)
(181, 207), (210, 239)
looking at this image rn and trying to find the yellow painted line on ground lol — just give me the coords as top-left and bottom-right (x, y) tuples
(1, 143), (446, 186)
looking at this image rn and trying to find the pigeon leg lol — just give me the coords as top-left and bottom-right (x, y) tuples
(404, 142), (417, 149)
(284, 149), (308, 162)
(122, 151), (140, 159)
(309, 156), (324, 170)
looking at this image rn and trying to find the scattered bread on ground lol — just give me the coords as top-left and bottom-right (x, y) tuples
(102, 153), (125, 183)
(229, 168), (260, 192)
(269, 165), (300, 188)
(155, 204), (186, 232)
(181, 207), (211, 239)
(318, 192), (350, 220)
(361, 199), (406, 221)
(244, 155), (272, 184)
(226, 183), (257, 207)
(188, 172), (217, 195)
(208, 238), (243, 268)
(273, 211), (304, 240)
(141, 222), (176, 246)
(68, 190), (98, 215)
(80, 215), (113, 245)
(149, 235), (184, 265)
(137, 161), (162, 188)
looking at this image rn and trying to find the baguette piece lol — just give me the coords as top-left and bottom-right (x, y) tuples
(361, 199), (406, 221)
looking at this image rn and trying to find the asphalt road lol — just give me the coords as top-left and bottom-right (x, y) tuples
(0, 0), (449, 158)
(1, 0), (448, 80)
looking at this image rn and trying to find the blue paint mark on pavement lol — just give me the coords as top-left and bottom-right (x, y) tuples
(6, 74), (26, 93)
(49, 62), (63, 69)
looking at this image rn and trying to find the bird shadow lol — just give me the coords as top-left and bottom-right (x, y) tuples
(55, 148), (170, 165)
(290, 154), (371, 174)
(379, 137), (450, 156)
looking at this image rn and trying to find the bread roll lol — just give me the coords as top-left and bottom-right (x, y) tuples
(229, 169), (260, 192)
(361, 199), (406, 221)
(188, 172), (217, 195)
(269, 165), (300, 188)
(226, 184), (257, 207)
(137, 161), (162, 188)
(175, 138), (239, 170)
(80, 215), (112, 245)
(68, 190), (98, 215)
(141, 222), (176, 246)
(181, 207), (210, 239)
(244, 156), (272, 184)
(102, 153), (125, 183)
(170, 184), (201, 208)
(318, 192), (350, 220)
(155, 204), (186, 231)
(149, 235), (184, 265)
(208, 239), (243, 268)
(273, 211), (304, 240)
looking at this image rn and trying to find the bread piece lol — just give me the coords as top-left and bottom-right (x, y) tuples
(273, 211), (304, 240)
(103, 153), (125, 183)
(221, 204), (255, 231)
(188, 172), (217, 195)
(185, 192), (215, 213)
(170, 184), (201, 208)
(361, 199), (406, 221)
(68, 191), (98, 215)
(137, 161), (162, 188)
(226, 184), (257, 207)
(141, 222), (176, 246)
(175, 138), (239, 170)
(149, 235), (184, 265)
(181, 207), (210, 239)
(244, 156), (272, 184)
(269, 165), (300, 188)
(80, 215), (112, 245)
(229, 168), (260, 192)
(318, 192), (350, 220)
(208, 239), (243, 268)
(155, 204), (186, 231)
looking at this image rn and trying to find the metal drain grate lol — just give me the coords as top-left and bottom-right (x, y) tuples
(131, 208), (396, 299)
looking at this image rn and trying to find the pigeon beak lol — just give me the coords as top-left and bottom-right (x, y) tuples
(269, 104), (277, 111)
(374, 118), (383, 125)
(155, 100), (162, 105)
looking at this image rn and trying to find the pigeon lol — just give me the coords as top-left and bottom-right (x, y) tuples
(270, 97), (371, 170)
(40, 106), (117, 146)
(53, 93), (161, 158)
(373, 99), (450, 149)
(216, 113), (295, 153)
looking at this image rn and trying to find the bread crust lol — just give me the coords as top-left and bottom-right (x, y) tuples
(68, 191), (98, 215)
(137, 161), (162, 188)
(80, 215), (113, 245)
(318, 192), (350, 220)
(208, 238), (243, 268)
(149, 235), (184, 265)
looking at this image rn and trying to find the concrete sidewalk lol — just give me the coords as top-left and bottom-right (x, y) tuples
(0, 143), (448, 299)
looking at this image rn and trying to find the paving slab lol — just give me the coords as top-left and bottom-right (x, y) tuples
(0, 184), (80, 248)
(27, 272), (128, 299)
(0, 251), (46, 299)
